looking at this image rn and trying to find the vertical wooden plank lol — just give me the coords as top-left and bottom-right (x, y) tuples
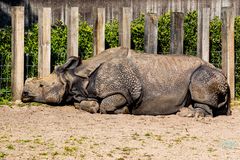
(216, 0), (222, 18)
(64, 4), (68, 25)
(38, 7), (51, 78)
(67, 7), (79, 58)
(144, 13), (158, 54)
(153, 0), (157, 14)
(167, 0), (171, 12)
(146, 0), (150, 13)
(210, 0), (215, 20)
(119, 7), (132, 48)
(192, 0), (197, 11)
(197, 1), (202, 54)
(221, 7), (235, 99)
(197, 7), (210, 62)
(157, 0), (163, 16)
(233, 0), (237, 17)
(11, 6), (24, 101)
(94, 8), (105, 56)
(187, 0), (191, 11)
(171, 0), (176, 12)
(170, 12), (184, 54)
(176, 0), (182, 12)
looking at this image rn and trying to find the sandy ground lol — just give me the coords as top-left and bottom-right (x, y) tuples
(0, 103), (240, 160)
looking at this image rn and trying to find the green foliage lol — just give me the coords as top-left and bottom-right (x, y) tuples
(25, 23), (38, 77)
(0, 26), (11, 53)
(209, 16), (222, 68)
(0, 26), (11, 101)
(235, 16), (240, 98)
(184, 11), (197, 56)
(236, 50), (240, 98)
(235, 17), (240, 51)
(0, 88), (11, 103)
(131, 14), (145, 51)
(105, 19), (119, 49)
(79, 21), (93, 59)
(158, 12), (171, 54)
(51, 20), (68, 67)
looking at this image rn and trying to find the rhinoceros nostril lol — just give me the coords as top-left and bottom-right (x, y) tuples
(22, 91), (29, 97)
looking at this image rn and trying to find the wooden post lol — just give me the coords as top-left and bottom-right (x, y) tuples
(221, 7), (235, 99)
(119, 7), (131, 48)
(67, 7), (79, 58)
(38, 7), (51, 78)
(197, 7), (210, 62)
(144, 13), (158, 54)
(170, 12), (184, 54)
(94, 8), (105, 56)
(11, 6), (24, 101)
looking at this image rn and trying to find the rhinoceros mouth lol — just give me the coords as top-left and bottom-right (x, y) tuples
(21, 96), (34, 102)
(21, 91), (35, 102)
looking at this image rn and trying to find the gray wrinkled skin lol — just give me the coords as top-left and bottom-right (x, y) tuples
(22, 47), (231, 117)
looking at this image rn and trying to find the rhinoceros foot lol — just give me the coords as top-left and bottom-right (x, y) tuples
(75, 101), (100, 113)
(177, 105), (213, 118)
(114, 106), (130, 114)
(177, 106), (195, 117)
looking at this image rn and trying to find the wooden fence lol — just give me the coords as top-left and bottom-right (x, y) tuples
(11, 5), (235, 101)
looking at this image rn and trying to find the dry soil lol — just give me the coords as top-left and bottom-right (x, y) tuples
(0, 103), (240, 160)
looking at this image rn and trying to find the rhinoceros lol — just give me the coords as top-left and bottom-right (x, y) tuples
(22, 47), (231, 117)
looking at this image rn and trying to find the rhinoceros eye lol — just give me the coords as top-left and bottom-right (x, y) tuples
(39, 84), (44, 87)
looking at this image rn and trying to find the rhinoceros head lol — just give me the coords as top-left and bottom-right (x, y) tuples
(22, 73), (66, 104)
(22, 56), (82, 104)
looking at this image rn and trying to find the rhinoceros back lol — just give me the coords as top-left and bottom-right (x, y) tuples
(130, 51), (207, 115)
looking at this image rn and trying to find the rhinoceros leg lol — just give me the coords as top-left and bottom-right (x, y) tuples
(100, 94), (127, 114)
(192, 103), (213, 117)
(189, 65), (230, 116)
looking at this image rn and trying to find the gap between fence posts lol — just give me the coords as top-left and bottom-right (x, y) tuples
(67, 7), (79, 58)
(38, 7), (51, 78)
(170, 12), (184, 54)
(144, 12), (158, 54)
(11, 6), (24, 101)
(94, 8), (105, 56)
(197, 7), (210, 62)
(119, 7), (132, 48)
(221, 7), (235, 99)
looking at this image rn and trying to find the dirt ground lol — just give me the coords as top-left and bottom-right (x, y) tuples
(0, 103), (240, 160)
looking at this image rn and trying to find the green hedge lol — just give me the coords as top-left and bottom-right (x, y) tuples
(0, 26), (11, 102)
(158, 12), (171, 54)
(184, 11), (197, 55)
(105, 19), (119, 49)
(1, 11), (240, 100)
(235, 17), (240, 97)
(131, 14), (145, 51)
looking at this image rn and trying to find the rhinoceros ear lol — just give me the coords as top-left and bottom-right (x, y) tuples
(56, 56), (82, 73)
